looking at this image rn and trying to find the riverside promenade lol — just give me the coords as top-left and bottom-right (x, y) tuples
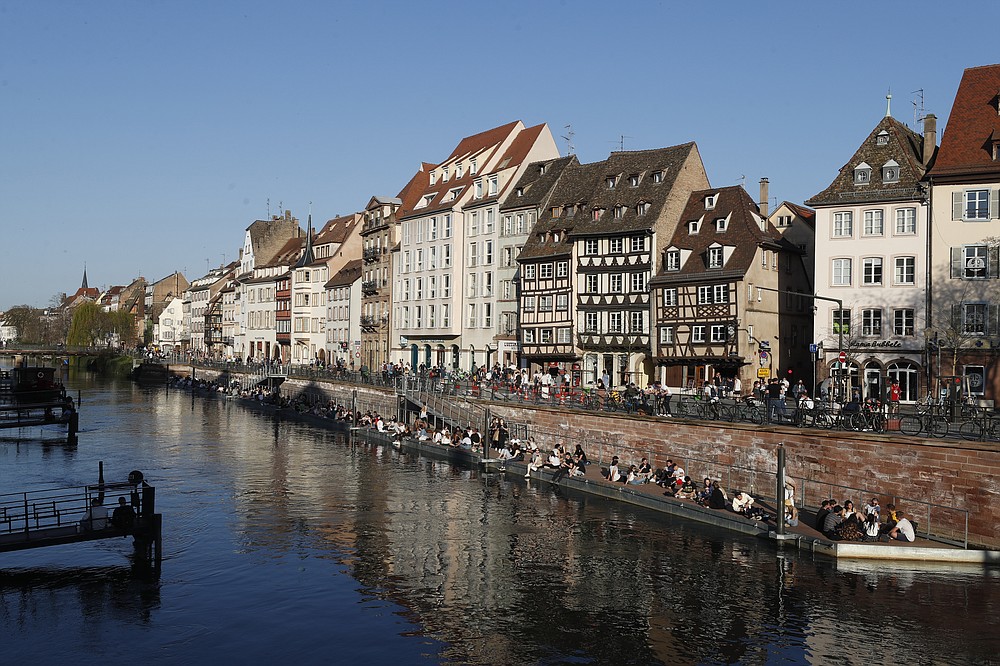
(176, 364), (1000, 560)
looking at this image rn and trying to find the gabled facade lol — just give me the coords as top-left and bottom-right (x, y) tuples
(392, 120), (559, 371)
(498, 155), (578, 368)
(651, 184), (812, 390)
(290, 212), (362, 366)
(187, 263), (237, 356)
(156, 297), (185, 352)
(568, 144), (710, 387)
(246, 235), (303, 363)
(325, 258), (363, 368)
(807, 107), (935, 402)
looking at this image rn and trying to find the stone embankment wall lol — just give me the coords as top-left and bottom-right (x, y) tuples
(486, 404), (1000, 550)
(177, 366), (998, 549)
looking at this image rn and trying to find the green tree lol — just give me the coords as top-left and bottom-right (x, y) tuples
(107, 310), (138, 348)
(67, 302), (103, 347)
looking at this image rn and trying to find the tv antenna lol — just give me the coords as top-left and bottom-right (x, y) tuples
(266, 198), (271, 218)
(617, 134), (632, 151)
(561, 124), (575, 155)
(912, 88), (925, 129)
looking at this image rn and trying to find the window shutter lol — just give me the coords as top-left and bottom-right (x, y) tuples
(951, 303), (962, 329)
(992, 246), (1000, 279)
(991, 304), (1000, 336)
(951, 247), (963, 278)
(953, 192), (963, 220)
(992, 190), (1000, 219)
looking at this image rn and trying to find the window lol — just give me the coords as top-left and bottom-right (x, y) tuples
(861, 309), (882, 336)
(429, 276), (437, 298)
(893, 308), (915, 336)
(443, 274), (451, 297)
(610, 238), (623, 254)
(713, 284), (727, 303)
(698, 286), (712, 304)
(474, 180), (483, 198)
(442, 304), (450, 326)
(715, 217), (727, 232)
(651, 170), (663, 183)
(832, 258), (852, 286)
(964, 245), (988, 279)
(584, 312), (598, 333)
(692, 325), (705, 343)
(539, 263), (553, 279)
(557, 261), (568, 277)
(467, 304), (477, 328)
(833, 309), (851, 335)
(705, 195), (716, 209)
(630, 235), (647, 252)
(485, 209), (495, 233)
(710, 325), (726, 343)
(882, 161), (899, 183)
(522, 329), (535, 344)
(876, 131), (889, 146)
(609, 274), (623, 293)
(443, 215), (452, 238)
(556, 294), (568, 311)
(854, 163), (871, 184)
(894, 256), (915, 285)
(469, 212), (479, 236)
(962, 303), (988, 335)
(862, 257), (883, 285)
(467, 274), (477, 298)
(833, 212), (853, 237)
(585, 274), (599, 293)
(585, 239), (599, 255)
(863, 210), (884, 236)
(628, 174), (640, 187)
(665, 250), (680, 271)
(630, 311), (643, 333)
(688, 220), (700, 234)
(415, 277), (424, 299)
(524, 264), (535, 280)
(523, 296), (535, 311)
(895, 208), (916, 234)
(539, 328), (552, 343)
(429, 246), (438, 270)
(630, 272), (647, 292)
(443, 244), (452, 268)
(659, 326), (674, 344)
(637, 202), (650, 215)
(776, 215), (792, 227)
(484, 240), (494, 265)
(609, 312), (623, 333)
(467, 243), (478, 267)
(557, 327), (571, 344)
(606, 176), (617, 189)
(488, 176), (498, 196)
(614, 205), (625, 219)
(483, 303), (492, 328)
(663, 288), (677, 306)
(708, 247), (723, 268)
(428, 305), (436, 327)
(964, 189), (990, 221)
(470, 159), (477, 175)
(539, 296), (553, 312)
(415, 249), (424, 271)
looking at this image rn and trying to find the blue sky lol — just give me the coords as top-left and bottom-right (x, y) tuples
(2, 1), (997, 310)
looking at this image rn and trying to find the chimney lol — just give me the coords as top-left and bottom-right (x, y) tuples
(923, 114), (937, 167)
(759, 178), (770, 217)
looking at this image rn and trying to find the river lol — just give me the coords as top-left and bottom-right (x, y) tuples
(1, 369), (998, 665)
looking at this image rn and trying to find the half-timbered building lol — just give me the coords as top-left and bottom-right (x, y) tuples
(650, 185), (812, 390)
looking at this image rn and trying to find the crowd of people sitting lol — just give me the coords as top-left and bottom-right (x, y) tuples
(815, 497), (916, 542)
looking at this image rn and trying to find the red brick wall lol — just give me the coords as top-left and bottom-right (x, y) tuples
(487, 403), (1000, 549)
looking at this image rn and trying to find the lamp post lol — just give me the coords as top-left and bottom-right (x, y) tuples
(753, 286), (843, 402)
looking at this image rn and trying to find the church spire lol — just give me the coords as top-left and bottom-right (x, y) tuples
(295, 207), (315, 268)
(81, 264), (89, 290)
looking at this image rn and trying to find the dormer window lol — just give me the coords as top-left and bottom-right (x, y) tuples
(553, 232), (561, 243)
(538, 164), (546, 175)
(456, 163), (464, 178)
(442, 166), (450, 182)
(637, 202), (650, 216)
(651, 170), (664, 183)
(628, 174), (640, 187)
(429, 171), (437, 185)
(474, 180), (483, 199)
(707, 246), (724, 269)
(416, 194), (435, 209)
(446, 187), (462, 202)
(565, 204), (576, 217)
(488, 175), (498, 196)
(470, 159), (477, 174)
(665, 249), (681, 271)
(705, 195), (716, 210)
(876, 130), (889, 146)
(715, 217), (728, 232)
(593, 208), (605, 221)
(854, 162), (872, 184)
(613, 205), (626, 219)
(688, 219), (700, 234)
(516, 187), (524, 196)
(882, 160), (899, 183)
(606, 176), (617, 190)
(550, 206), (562, 217)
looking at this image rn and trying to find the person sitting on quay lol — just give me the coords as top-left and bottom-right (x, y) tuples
(886, 511), (916, 542)
(863, 512), (880, 541)
(822, 505), (845, 540)
(696, 477), (713, 506)
(524, 449), (545, 477)
(815, 499), (834, 531)
(626, 464), (645, 485)
(732, 491), (762, 519)
(708, 481), (729, 509)
(833, 501), (865, 541)
(79, 498), (108, 532)
(603, 456), (623, 483)
(674, 476), (698, 500)
(637, 457), (653, 483)
(111, 496), (136, 534)
(863, 497), (881, 521)
(573, 444), (589, 472)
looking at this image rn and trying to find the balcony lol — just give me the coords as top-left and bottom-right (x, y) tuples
(363, 247), (385, 264)
(361, 280), (379, 296)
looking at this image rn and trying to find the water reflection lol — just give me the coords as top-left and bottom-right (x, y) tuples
(1, 378), (999, 665)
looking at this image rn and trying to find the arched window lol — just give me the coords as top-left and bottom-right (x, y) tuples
(886, 361), (919, 402)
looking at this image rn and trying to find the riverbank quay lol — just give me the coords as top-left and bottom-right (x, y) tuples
(175, 373), (1000, 564)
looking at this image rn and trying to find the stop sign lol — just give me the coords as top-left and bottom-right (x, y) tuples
(838, 351), (847, 363)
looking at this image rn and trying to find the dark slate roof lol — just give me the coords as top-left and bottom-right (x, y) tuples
(806, 115), (929, 206)
(517, 161), (605, 261)
(653, 185), (795, 284)
(325, 258), (363, 289)
(782, 201), (816, 224)
(568, 143), (700, 237)
(500, 155), (578, 212)
(929, 63), (1000, 179)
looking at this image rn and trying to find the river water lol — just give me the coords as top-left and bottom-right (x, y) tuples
(1, 369), (998, 665)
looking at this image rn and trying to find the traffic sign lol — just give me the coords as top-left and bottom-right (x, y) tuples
(759, 351), (769, 366)
(838, 351), (847, 363)
(757, 368), (770, 378)
(809, 343), (818, 354)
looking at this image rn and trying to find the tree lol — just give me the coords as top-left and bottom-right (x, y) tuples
(2, 306), (42, 342)
(67, 302), (103, 347)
